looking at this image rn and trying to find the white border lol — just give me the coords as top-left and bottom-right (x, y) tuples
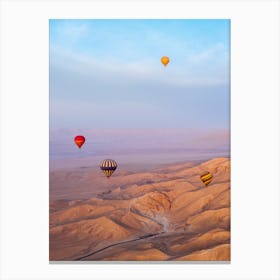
(0, 0), (279, 279)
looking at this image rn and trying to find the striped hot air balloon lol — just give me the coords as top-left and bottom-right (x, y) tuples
(100, 159), (117, 178)
(200, 171), (213, 186)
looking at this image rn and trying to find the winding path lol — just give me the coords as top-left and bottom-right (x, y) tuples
(75, 232), (164, 261)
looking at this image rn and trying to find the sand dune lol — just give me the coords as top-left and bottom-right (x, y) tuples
(50, 157), (230, 261)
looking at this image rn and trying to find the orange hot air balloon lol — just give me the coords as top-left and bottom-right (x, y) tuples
(161, 56), (170, 67)
(74, 135), (85, 149)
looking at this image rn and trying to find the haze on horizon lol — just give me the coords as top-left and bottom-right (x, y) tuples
(49, 19), (230, 164)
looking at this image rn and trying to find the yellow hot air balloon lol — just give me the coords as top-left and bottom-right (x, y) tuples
(100, 159), (117, 179)
(200, 171), (213, 186)
(161, 56), (169, 67)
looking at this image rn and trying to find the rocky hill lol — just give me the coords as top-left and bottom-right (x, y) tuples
(49, 157), (230, 261)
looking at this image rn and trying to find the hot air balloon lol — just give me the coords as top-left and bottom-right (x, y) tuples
(74, 135), (85, 149)
(200, 171), (213, 186)
(161, 56), (169, 67)
(100, 159), (117, 178)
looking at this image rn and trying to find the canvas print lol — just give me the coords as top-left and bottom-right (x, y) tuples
(49, 19), (230, 261)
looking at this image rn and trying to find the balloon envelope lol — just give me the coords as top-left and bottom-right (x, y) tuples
(100, 159), (117, 178)
(74, 135), (85, 149)
(161, 56), (169, 66)
(200, 171), (213, 186)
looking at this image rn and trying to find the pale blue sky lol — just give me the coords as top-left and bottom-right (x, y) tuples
(50, 19), (230, 130)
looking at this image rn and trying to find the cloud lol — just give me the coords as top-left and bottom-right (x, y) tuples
(50, 20), (89, 45)
(49, 46), (230, 130)
(49, 20), (230, 130)
(50, 19), (230, 89)
(50, 46), (228, 89)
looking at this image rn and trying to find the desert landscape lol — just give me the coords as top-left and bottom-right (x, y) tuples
(49, 157), (230, 261)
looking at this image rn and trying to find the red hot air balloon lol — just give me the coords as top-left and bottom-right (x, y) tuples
(74, 135), (85, 149)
